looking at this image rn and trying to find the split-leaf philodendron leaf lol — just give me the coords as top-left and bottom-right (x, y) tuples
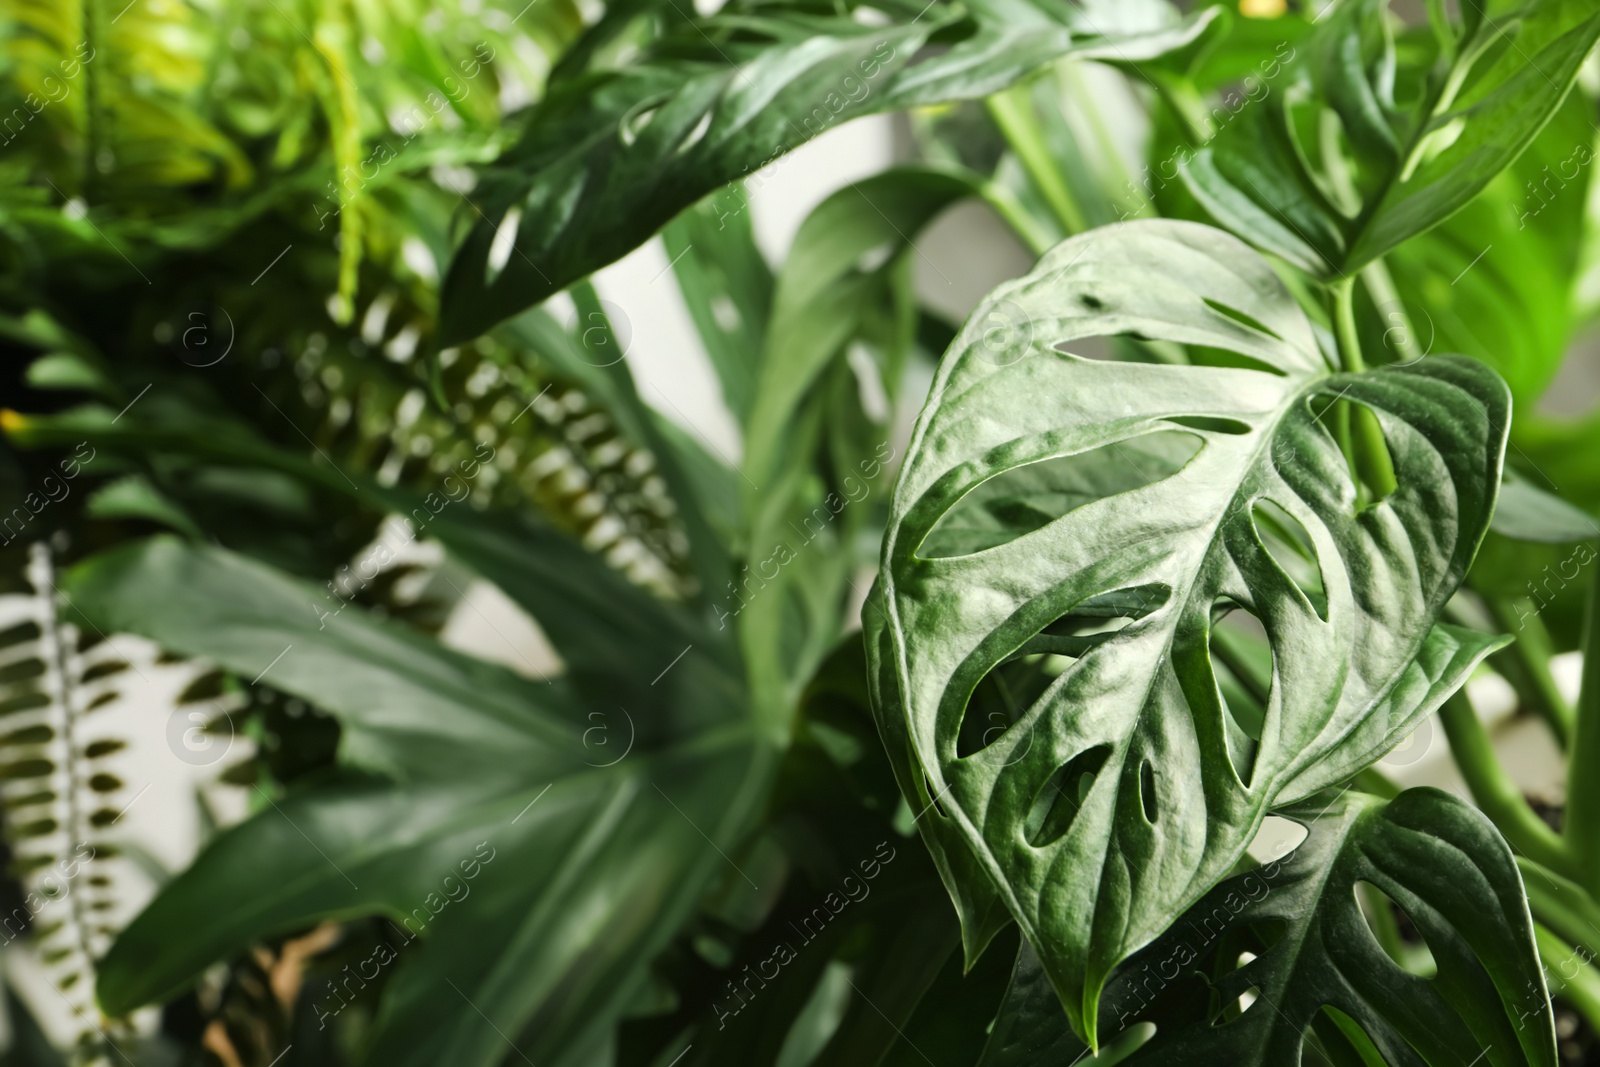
(1182, 0), (1600, 278)
(867, 219), (1510, 1041)
(438, 3), (1219, 342)
(980, 788), (1557, 1066)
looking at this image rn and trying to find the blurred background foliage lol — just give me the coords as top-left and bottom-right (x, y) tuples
(0, 0), (1598, 1065)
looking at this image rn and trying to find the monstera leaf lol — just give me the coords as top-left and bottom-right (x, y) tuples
(980, 789), (1557, 1066)
(73, 538), (770, 1067)
(439, 2), (1220, 341)
(1182, 0), (1600, 278)
(867, 219), (1509, 1040)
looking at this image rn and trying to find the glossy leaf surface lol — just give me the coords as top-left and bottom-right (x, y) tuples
(869, 219), (1509, 1039)
(439, 4), (1219, 341)
(1183, 0), (1600, 278)
(981, 789), (1556, 1066)
(72, 538), (768, 1067)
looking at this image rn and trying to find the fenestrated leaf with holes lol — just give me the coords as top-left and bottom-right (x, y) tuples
(978, 788), (1557, 1066)
(866, 219), (1510, 1042)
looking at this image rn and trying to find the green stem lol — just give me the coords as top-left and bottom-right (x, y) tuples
(1332, 278), (1398, 499)
(1358, 259), (1420, 364)
(1149, 73), (1211, 145)
(1519, 856), (1600, 958)
(1565, 566), (1600, 893)
(83, 0), (104, 198)
(979, 183), (1055, 257)
(1059, 61), (1143, 221)
(986, 85), (1086, 235)
(1534, 925), (1600, 1032)
(1353, 767), (1401, 799)
(1440, 691), (1573, 876)
(1485, 597), (1575, 748)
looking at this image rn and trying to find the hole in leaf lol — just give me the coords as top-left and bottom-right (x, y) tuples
(1252, 499), (1329, 620)
(1139, 760), (1158, 823)
(1202, 298), (1284, 341)
(1210, 985), (1262, 1026)
(485, 207), (522, 285)
(1311, 1005), (1391, 1066)
(1053, 332), (1181, 364)
(1186, 345), (1289, 377)
(955, 652), (1071, 759)
(618, 96), (665, 147)
(918, 431), (1203, 558)
(920, 769), (948, 820)
(676, 110), (713, 155)
(1166, 415), (1252, 435)
(1356, 882), (1437, 977)
(954, 586), (1170, 759)
(1247, 816), (1307, 868)
(1305, 394), (1397, 508)
(1209, 603), (1272, 789)
(1023, 745), (1111, 847)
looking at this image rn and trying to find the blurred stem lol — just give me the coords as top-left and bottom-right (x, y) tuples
(980, 183), (1054, 257)
(987, 84), (1085, 234)
(1520, 856), (1600, 961)
(1332, 278), (1397, 499)
(1564, 566), (1600, 893)
(1534, 925), (1600, 1032)
(1485, 597), (1575, 748)
(83, 0), (104, 199)
(1059, 61), (1142, 221)
(1150, 73), (1211, 144)
(1359, 259), (1420, 364)
(1353, 767), (1401, 799)
(1439, 691), (1573, 876)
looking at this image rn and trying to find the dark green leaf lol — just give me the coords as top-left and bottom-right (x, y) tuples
(71, 538), (773, 1067)
(982, 789), (1557, 1067)
(438, 6), (1220, 342)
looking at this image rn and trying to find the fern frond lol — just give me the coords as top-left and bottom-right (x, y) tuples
(0, 542), (135, 1066)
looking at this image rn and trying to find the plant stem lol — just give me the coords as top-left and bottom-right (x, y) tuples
(83, 0), (104, 199)
(1439, 691), (1572, 876)
(1485, 597), (1575, 748)
(1358, 259), (1420, 364)
(980, 183), (1055, 257)
(1353, 767), (1401, 799)
(986, 85), (1086, 235)
(1519, 856), (1600, 959)
(1534, 924), (1600, 1032)
(1332, 278), (1398, 499)
(1149, 73), (1211, 145)
(1565, 566), (1600, 893)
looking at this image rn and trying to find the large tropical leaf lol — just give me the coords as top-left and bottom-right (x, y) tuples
(979, 788), (1557, 1066)
(1182, 0), (1600, 278)
(868, 219), (1508, 1040)
(438, 2), (1220, 341)
(71, 537), (770, 1067)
